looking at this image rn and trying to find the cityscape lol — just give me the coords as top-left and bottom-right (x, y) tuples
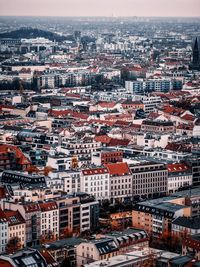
(0, 1), (200, 267)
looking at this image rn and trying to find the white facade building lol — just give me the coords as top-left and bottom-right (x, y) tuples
(80, 167), (110, 201)
(0, 214), (8, 254)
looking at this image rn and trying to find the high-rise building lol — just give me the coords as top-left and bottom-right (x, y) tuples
(190, 37), (200, 70)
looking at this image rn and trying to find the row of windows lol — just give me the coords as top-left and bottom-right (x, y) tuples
(111, 190), (131, 196)
(85, 175), (108, 180)
(41, 211), (58, 218)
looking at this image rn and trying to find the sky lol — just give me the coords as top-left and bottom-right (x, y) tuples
(0, 0), (200, 17)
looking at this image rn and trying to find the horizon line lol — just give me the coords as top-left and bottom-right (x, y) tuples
(0, 15), (200, 18)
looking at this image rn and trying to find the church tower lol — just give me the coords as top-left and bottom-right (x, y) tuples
(190, 37), (200, 70)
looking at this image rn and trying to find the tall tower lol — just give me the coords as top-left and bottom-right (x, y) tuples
(190, 37), (200, 70)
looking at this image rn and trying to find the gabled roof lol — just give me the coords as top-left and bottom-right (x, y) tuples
(0, 144), (31, 166)
(40, 250), (58, 267)
(181, 114), (195, 122)
(3, 210), (25, 226)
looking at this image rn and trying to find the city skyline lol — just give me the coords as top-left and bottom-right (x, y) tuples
(0, 0), (200, 17)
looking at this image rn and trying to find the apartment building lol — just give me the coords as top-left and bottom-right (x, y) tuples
(182, 234), (200, 261)
(46, 152), (71, 171)
(132, 198), (191, 237)
(63, 170), (81, 194)
(101, 228), (149, 253)
(126, 79), (171, 95)
(167, 163), (192, 193)
(172, 216), (200, 238)
(0, 144), (31, 171)
(141, 95), (161, 114)
(56, 194), (99, 236)
(80, 167), (110, 201)
(91, 149), (123, 166)
(141, 120), (174, 133)
(1, 201), (41, 246)
(76, 238), (118, 267)
(173, 187), (200, 217)
(129, 162), (168, 199)
(3, 209), (26, 249)
(39, 201), (59, 239)
(0, 209), (8, 254)
(64, 138), (101, 160)
(106, 162), (132, 204)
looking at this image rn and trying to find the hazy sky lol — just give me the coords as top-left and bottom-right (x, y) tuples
(0, 0), (200, 17)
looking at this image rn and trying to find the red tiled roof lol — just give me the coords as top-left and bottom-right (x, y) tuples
(177, 124), (193, 130)
(0, 260), (13, 267)
(104, 113), (132, 121)
(98, 102), (116, 108)
(181, 114), (195, 121)
(39, 202), (58, 212)
(105, 162), (131, 176)
(108, 138), (130, 146)
(24, 203), (40, 213)
(113, 120), (131, 127)
(161, 105), (184, 116)
(0, 104), (15, 110)
(167, 163), (190, 173)
(65, 93), (81, 99)
(95, 135), (112, 144)
(148, 112), (161, 120)
(40, 250), (58, 267)
(49, 109), (89, 120)
(3, 210), (25, 226)
(0, 144), (31, 166)
(165, 143), (191, 153)
(82, 167), (109, 176)
(89, 119), (115, 127)
(94, 135), (130, 146)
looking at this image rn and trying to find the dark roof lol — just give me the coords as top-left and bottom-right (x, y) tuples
(92, 238), (118, 255)
(142, 120), (173, 127)
(172, 216), (200, 229)
(134, 200), (186, 219)
(191, 234), (200, 242)
(44, 237), (84, 250)
(2, 248), (47, 267)
(169, 255), (192, 266)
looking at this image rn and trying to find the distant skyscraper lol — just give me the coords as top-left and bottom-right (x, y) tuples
(190, 37), (200, 70)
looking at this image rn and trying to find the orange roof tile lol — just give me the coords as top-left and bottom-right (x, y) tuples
(105, 162), (131, 176)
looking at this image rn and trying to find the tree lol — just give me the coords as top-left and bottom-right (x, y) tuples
(27, 165), (40, 174)
(111, 220), (121, 231)
(43, 166), (53, 176)
(39, 230), (56, 244)
(60, 227), (73, 239)
(6, 237), (21, 254)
